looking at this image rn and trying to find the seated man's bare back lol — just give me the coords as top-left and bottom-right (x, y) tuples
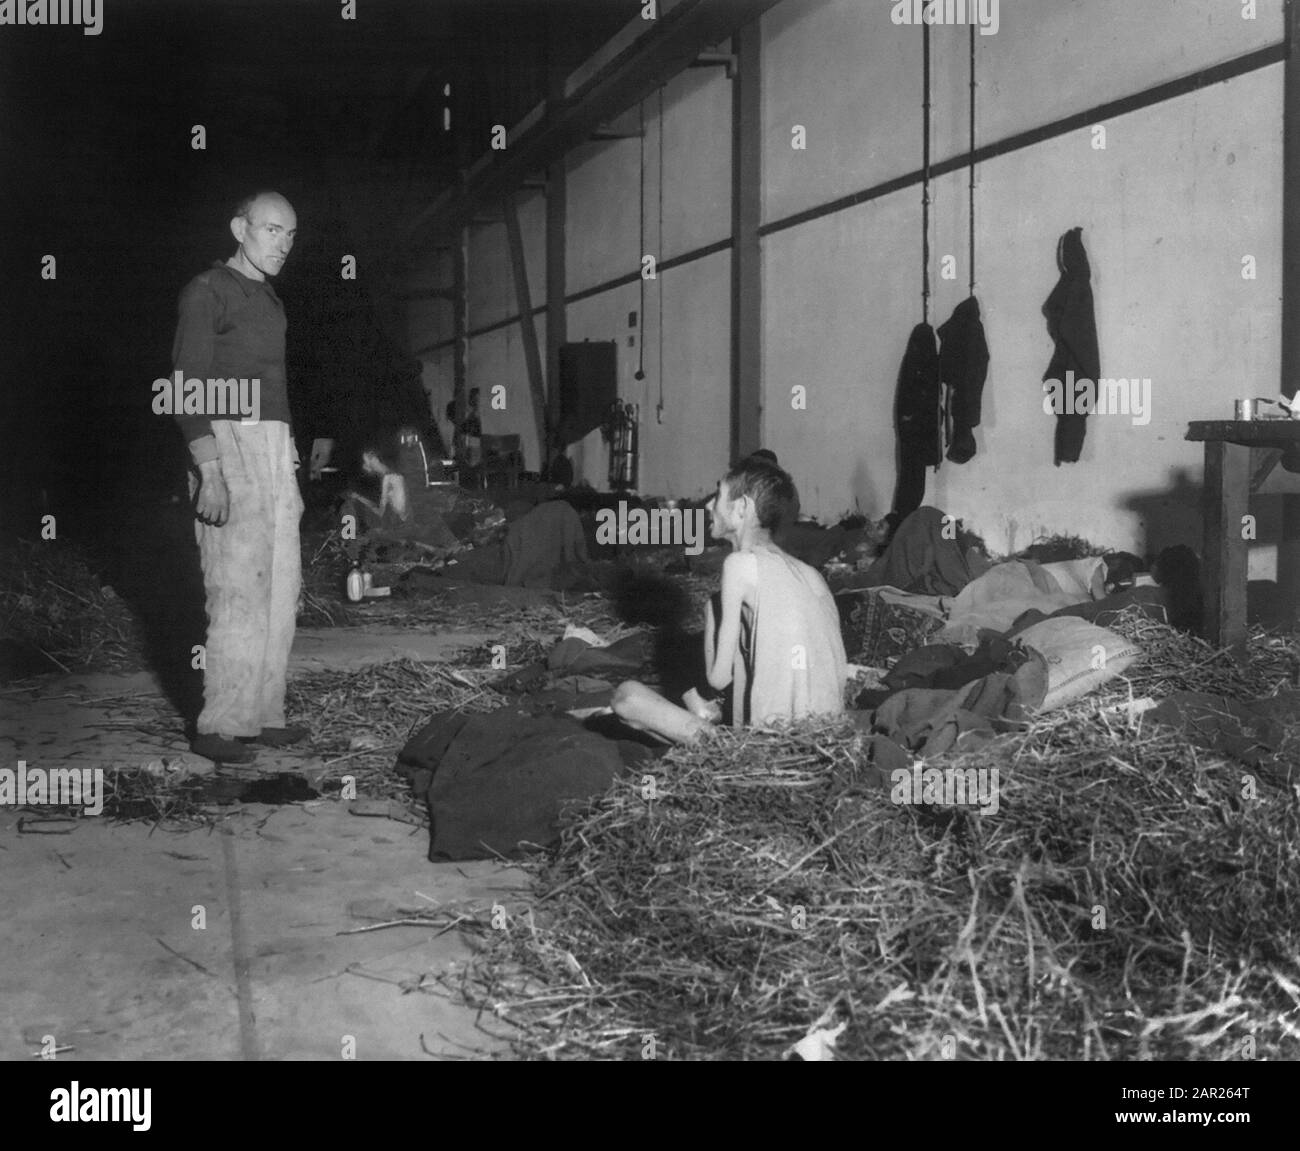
(613, 459), (846, 744)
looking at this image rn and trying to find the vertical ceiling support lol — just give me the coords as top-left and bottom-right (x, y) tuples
(545, 159), (568, 468)
(545, 55), (570, 471)
(503, 195), (550, 456)
(1280, 0), (1300, 622)
(730, 18), (763, 464)
(452, 226), (469, 461)
(1284, 0), (1300, 400)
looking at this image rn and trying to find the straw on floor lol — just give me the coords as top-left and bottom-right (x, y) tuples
(0, 537), (141, 674)
(417, 614), (1300, 1060)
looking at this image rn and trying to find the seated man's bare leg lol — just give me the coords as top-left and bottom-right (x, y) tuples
(611, 680), (713, 745)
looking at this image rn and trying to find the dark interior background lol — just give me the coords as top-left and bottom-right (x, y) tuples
(0, 0), (639, 719)
(0, 0), (638, 532)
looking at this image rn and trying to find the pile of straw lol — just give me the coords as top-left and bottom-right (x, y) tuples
(0, 537), (142, 673)
(1107, 604), (1298, 698)
(98, 766), (221, 829)
(436, 618), (1300, 1060)
(287, 659), (506, 811)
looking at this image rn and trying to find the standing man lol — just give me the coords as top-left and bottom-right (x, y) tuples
(172, 191), (305, 763)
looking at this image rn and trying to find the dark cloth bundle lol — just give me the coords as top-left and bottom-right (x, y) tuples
(937, 296), (989, 464)
(397, 706), (652, 860)
(893, 322), (942, 517)
(854, 506), (988, 596)
(502, 499), (588, 588)
(883, 633), (1029, 694)
(869, 658), (1046, 761)
(1042, 227), (1099, 466)
(400, 499), (591, 591)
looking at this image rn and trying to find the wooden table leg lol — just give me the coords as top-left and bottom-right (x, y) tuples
(1203, 440), (1251, 647)
(1281, 494), (1300, 630)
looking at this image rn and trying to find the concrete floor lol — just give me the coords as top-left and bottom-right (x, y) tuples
(1, 625), (528, 1061)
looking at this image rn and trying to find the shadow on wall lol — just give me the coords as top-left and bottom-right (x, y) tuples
(849, 457), (882, 522)
(1119, 467), (1204, 558)
(1120, 466), (1300, 630)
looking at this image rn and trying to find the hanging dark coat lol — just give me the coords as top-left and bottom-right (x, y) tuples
(937, 296), (989, 464)
(1041, 227), (1099, 466)
(893, 322), (942, 518)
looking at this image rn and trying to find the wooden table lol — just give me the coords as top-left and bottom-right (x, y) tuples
(1186, 420), (1300, 647)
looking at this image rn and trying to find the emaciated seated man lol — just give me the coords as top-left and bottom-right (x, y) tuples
(612, 458), (848, 743)
(341, 427), (458, 556)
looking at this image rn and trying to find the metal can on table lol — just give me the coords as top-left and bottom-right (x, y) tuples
(1236, 399), (1255, 421)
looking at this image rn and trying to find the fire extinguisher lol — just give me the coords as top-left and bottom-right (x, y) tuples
(605, 402), (638, 490)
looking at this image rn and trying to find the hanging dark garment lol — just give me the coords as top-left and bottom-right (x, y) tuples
(1042, 227), (1099, 466)
(938, 296), (989, 464)
(893, 322), (941, 518)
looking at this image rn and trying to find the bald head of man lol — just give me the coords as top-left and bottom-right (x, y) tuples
(228, 191), (297, 282)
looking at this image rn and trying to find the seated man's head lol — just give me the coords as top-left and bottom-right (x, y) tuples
(359, 431), (403, 478)
(710, 459), (798, 544)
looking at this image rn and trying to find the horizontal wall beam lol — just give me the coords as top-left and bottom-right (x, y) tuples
(411, 237), (732, 357)
(760, 40), (1285, 240)
(413, 38), (1285, 362)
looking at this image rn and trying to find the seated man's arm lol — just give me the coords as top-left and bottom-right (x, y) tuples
(348, 491), (381, 515)
(704, 592), (721, 673)
(707, 553), (754, 691)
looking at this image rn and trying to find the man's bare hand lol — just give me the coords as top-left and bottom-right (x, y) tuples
(682, 688), (723, 724)
(194, 462), (230, 526)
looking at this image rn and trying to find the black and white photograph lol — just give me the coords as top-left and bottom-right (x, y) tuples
(0, 0), (1297, 1095)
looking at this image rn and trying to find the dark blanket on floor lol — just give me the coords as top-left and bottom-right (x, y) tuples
(868, 656), (1047, 760)
(395, 499), (593, 591)
(851, 506), (989, 596)
(397, 706), (655, 860)
(503, 499), (588, 588)
(1148, 690), (1300, 785)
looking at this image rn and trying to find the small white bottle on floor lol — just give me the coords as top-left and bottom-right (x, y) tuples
(345, 562), (365, 603)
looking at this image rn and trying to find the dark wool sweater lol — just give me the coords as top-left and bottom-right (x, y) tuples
(170, 262), (291, 450)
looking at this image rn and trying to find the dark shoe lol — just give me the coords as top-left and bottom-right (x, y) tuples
(191, 733), (258, 764)
(251, 725), (310, 748)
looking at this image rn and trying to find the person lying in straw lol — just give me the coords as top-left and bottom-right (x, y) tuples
(612, 458), (848, 743)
